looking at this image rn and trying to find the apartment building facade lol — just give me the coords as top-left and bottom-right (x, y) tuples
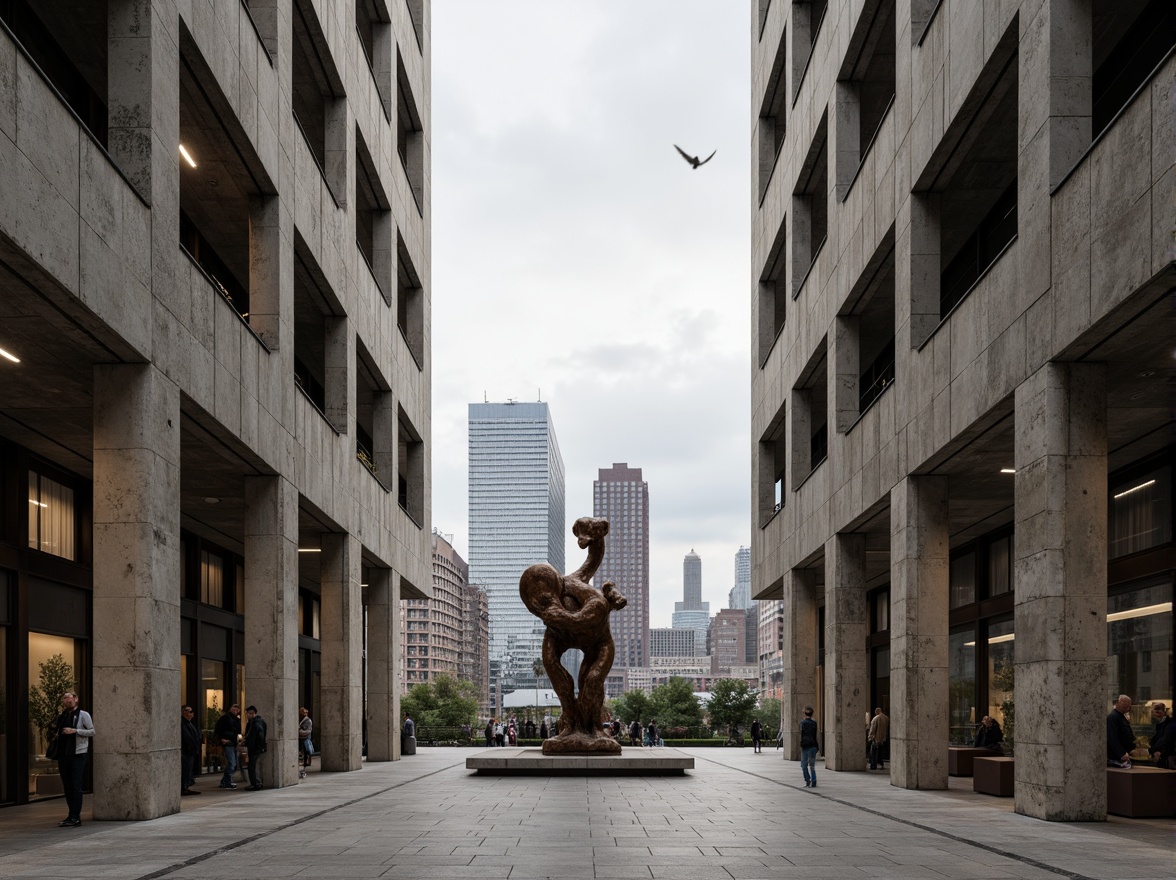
(0, 0), (431, 817)
(751, 0), (1173, 821)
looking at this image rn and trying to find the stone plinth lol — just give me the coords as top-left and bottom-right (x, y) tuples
(466, 748), (693, 775)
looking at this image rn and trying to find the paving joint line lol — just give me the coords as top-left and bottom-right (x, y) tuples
(133, 760), (467, 880)
(693, 754), (1098, 880)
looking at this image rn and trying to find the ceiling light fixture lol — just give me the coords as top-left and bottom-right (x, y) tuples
(1000, 468), (1016, 474)
(1113, 479), (1156, 499)
(204, 497), (220, 504)
(0, 346), (20, 363)
(1107, 602), (1172, 623)
(179, 144), (197, 168)
(298, 548), (321, 553)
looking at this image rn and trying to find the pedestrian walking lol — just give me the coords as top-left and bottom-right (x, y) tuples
(751, 718), (763, 753)
(243, 706), (268, 790)
(299, 707), (314, 777)
(213, 704), (242, 789)
(181, 705), (203, 795)
(800, 706), (819, 788)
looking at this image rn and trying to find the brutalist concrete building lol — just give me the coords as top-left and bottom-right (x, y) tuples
(0, 0), (431, 818)
(751, 0), (1172, 820)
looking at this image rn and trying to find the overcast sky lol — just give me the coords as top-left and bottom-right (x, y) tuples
(431, 2), (751, 627)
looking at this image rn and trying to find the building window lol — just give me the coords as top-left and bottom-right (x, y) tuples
(1092, 0), (1175, 139)
(397, 235), (425, 369)
(948, 626), (976, 744)
(791, 343), (828, 486)
(355, 129), (392, 300)
(293, 247), (347, 430)
(200, 550), (225, 608)
(396, 51), (424, 215)
(758, 217), (788, 364)
(791, 0), (829, 100)
(27, 471), (76, 561)
(1106, 576), (1173, 757)
(292, 0), (347, 202)
(792, 115), (828, 297)
(757, 31), (788, 200)
(835, 238), (895, 428)
(355, 0), (392, 118)
(398, 409), (424, 526)
(950, 550), (976, 609)
(1109, 465), (1172, 558)
(835, 0), (896, 195)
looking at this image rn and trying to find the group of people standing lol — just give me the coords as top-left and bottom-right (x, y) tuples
(179, 704), (316, 795)
(1107, 694), (1174, 769)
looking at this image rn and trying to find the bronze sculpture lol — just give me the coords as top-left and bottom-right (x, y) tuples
(519, 517), (626, 755)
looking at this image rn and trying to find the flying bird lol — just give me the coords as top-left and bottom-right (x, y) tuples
(674, 144), (716, 169)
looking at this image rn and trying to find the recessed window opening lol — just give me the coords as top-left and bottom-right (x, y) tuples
(397, 235), (425, 368)
(356, 0), (392, 118)
(791, 0), (829, 99)
(0, 0), (108, 145)
(292, 0), (346, 201)
(1093, 0), (1175, 139)
(396, 51), (425, 214)
(757, 218), (788, 364)
(758, 403), (788, 525)
(758, 33), (788, 200)
(791, 343), (828, 487)
(405, 0), (424, 52)
(836, 0), (896, 193)
(792, 116), (828, 297)
(759, 0), (773, 38)
(355, 129), (391, 300)
(910, 33), (1018, 345)
(1109, 464), (1172, 558)
(398, 409), (424, 526)
(179, 52), (269, 323)
(856, 254), (896, 415)
(355, 340), (391, 484)
(293, 247), (345, 424)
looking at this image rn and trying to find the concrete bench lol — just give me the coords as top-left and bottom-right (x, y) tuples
(1107, 767), (1176, 818)
(949, 747), (996, 777)
(973, 756), (1014, 797)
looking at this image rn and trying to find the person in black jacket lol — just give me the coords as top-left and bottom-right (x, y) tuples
(213, 704), (242, 789)
(751, 719), (763, 753)
(1107, 694), (1135, 767)
(181, 706), (203, 795)
(243, 706), (268, 790)
(1149, 703), (1174, 769)
(973, 715), (1004, 754)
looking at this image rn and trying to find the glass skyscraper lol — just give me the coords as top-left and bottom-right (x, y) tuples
(468, 401), (566, 682)
(672, 549), (710, 656)
(730, 546), (752, 610)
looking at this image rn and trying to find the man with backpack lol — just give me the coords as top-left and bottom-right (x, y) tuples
(800, 706), (819, 787)
(243, 706), (268, 790)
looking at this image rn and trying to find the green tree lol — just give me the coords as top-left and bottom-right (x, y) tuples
(401, 675), (479, 727)
(706, 679), (757, 731)
(648, 677), (702, 729)
(611, 689), (652, 724)
(28, 653), (75, 753)
(753, 698), (782, 736)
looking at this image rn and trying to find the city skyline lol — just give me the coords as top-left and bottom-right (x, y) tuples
(429, 2), (751, 628)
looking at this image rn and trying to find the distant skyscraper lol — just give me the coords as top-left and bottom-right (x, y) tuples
(672, 549), (710, 656)
(592, 463), (649, 668)
(468, 401), (565, 682)
(649, 627), (696, 657)
(731, 546), (752, 610)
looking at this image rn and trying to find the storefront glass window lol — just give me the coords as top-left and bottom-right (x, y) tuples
(0, 624), (9, 805)
(950, 551), (975, 608)
(200, 550), (224, 607)
(27, 632), (82, 800)
(987, 616), (1015, 749)
(987, 535), (1012, 597)
(1107, 577), (1174, 756)
(949, 626), (976, 744)
(27, 471), (76, 561)
(1109, 466), (1172, 558)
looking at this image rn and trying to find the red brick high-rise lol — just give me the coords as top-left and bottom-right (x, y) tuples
(592, 463), (650, 669)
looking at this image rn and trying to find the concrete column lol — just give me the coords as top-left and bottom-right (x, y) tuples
(833, 81), (860, 198)
(365, 567), (401, 761)
(243, 475), (299, 788)
(889, 475), (949, 789)
(832, 314), (860, 432)
(92, 364), (180, 820)
(249, 196), (282, 350)
(789, 388), (811, 490)
(1013, 362), (1106, 820)
(320, 532), (363, 770)
(324, 315), (352, 433)
(781, 568), (818, 761)
(823, 534), (868, 771)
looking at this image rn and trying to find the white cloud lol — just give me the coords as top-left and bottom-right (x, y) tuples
(432, 1), (751, 626)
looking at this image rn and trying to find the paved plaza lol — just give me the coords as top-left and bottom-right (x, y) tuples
(0, 748), (1170, 880)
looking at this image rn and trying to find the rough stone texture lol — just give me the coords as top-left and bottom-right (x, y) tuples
(889, 475), (949, 790)
(243, 475), (300, 789)
(320, 532), (364, 771)
(365, 567), (401, 762)
(823, 533), (867, 771)
(1013, 362), (1107, 820)
(92, 364), (181, 820)
(780, 567), (818, 761)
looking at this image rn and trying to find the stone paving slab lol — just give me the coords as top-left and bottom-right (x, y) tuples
(0, 748), (1171, 880)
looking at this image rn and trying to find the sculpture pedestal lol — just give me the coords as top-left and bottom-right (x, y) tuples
(466, 747), (693, 775)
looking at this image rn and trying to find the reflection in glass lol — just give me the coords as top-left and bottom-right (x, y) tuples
(1109, 466), (1171, 558)
(987, 617), (1015, 752)
(27, 472), (76, 561)
(27, 632), (80, 800)
(988, 535), (1011, 596)
(950, 551), (975, 608)
(1107, 578), (1174, 756)
(949, 627), (976, 744)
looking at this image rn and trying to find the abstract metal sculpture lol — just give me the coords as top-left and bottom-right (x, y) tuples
(519, 517), (626, 755)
